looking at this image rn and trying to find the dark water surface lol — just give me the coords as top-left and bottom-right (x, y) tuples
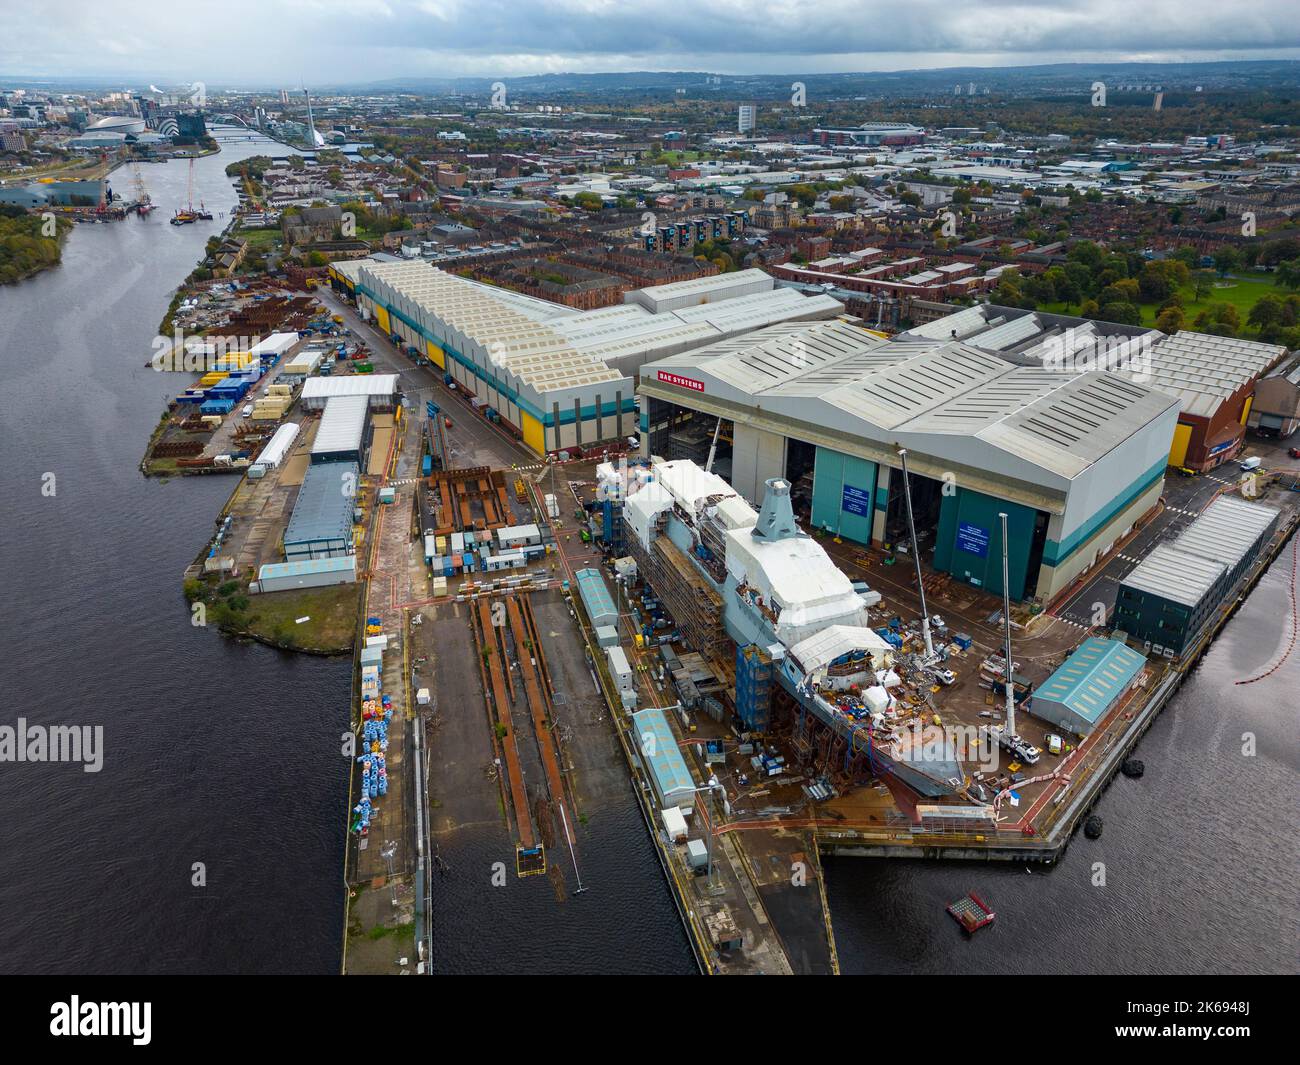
(828, 541), (1299, 975)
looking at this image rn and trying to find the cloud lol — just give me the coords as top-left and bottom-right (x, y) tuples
(2, 0), (1298, 81)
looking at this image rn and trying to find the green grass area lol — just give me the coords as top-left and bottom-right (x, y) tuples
(240, 584), (362, 653)
(1042, 270), (1287, 332)
(651, 150), (703, 165)
(237, 226), (282, 250)
(185, 578), (360, 653)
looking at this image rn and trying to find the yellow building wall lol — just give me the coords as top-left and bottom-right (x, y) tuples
(520, 411), (546, 455)
(1168, 422), (1192, 468)
(426, 339), (445, 369)
(375, 305), (391, 335)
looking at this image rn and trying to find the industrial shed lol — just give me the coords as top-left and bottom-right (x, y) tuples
(353, 259), (839, 457)
(283, 461), (359, 560)
(1032, 636), (1146, 736)
(1247, 353), (1300, 439)
(299, 374), (400, 411)
(1114, 496), (1280, 656)
(631, 707), (697, 812)
(574, 567), (618, 629)
(902, 305), (1286, 472)
(311, 395), (371, 466)
(255, 555), (357, 593)
(640, 317), (1180, 602)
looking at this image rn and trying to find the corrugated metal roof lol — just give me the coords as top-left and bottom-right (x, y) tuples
(903, 305), (988, 340)
(284, 462), (359, 546)
(642, 320), (1180, 484)
(258, 556), (356, 579)
(1035, 636), (1146, 725)
(969, 313), (1042, 351)
(630, 707), (695, 800)
(1121, 496), (1279, 606)
(1121, 543), (1226, 606)
(575, 567), (618, 624)
(1166, 496), (1279, 569)
(1139, 331), (1286, 418)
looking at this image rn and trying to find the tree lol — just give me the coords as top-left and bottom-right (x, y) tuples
(1098, 301), (1141, 326)
(1275, 259), (1300, 292)
(1138, 262), (1173, 304)
(1247, 294), (1284, 332)
(1212, 247), (1240, 277)
(1155, 306), (1185, 334)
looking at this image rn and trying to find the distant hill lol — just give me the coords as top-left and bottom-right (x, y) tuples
(6, 59), (1298, 98)
(339, 60), (1300, 98)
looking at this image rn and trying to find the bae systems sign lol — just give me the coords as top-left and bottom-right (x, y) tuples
(657, 370), (705, 392)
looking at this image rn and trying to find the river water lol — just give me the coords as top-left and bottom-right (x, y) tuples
(0, 130), (1291, 976)
(828, 539), (1300, 975)
(0, 134), (353, 974)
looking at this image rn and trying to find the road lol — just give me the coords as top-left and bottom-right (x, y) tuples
(313, 286), (538, 473)
(1051, 438), (1300, 627)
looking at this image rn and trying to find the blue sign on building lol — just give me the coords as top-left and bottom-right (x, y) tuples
(956, 521), (990, 557)
(842, 484), (872, 517)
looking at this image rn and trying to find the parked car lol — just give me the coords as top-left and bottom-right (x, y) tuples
(1288, 447), (1300, 459)
(240, 404), (253, 417)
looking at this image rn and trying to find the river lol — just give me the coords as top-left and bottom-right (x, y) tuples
(0, 133), (353, 974)
(827, 538), (1300, 975)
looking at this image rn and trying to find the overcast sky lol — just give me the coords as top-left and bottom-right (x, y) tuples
(4, 0), (1300, 84)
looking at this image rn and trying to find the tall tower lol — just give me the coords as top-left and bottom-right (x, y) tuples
(303, 86), (322, 147)
(738, 104), (756, 135)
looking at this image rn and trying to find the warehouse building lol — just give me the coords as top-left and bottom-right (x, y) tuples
(1247, 353), (1300, 439)
(283, 461), (360, 560)
(354, 260), (840, 456)
(630, 706), (697, 812)
(298, 373), (399, 412)
(254, 555), (357, 593)
(575, 567), (619, 629)
(249, 421), (300, 476)
(1031, 636), (1147, 737)
(311, 395), (372, 466)
(900, 305), (1287, 472)
(639, 317), (1180, 602)
(1113, 496), (1280, 656)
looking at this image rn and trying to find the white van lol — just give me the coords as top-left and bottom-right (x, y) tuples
(1240, 456), (1262, 471)
(241, 404), (254, 418)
